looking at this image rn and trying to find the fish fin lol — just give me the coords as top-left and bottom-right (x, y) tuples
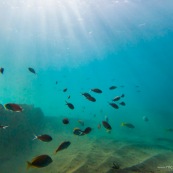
(26, 161), (32, 170)
(32, 135), (37, 140)
(106, 130), (111, 133)
(3, 104), (7, 110)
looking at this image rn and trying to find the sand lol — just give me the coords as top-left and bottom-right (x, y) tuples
(1, 133), (173, 173)
(1, 105), (173, 173)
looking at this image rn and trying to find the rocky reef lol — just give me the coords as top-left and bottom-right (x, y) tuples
(0, 104), (45, 155)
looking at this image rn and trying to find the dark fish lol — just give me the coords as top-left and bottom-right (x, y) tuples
(4, 103), (23, 112)
(143, 116), (149, 122)
(68, 95), (70, 99)
(81, 92), (96, 102)
(165, 128), (173, 132)
(27, 154), (52, 169)
(0, 125), (8, 129)
(28, 67), (36, 74)
(83, 127), (92, 134)
(109, 102), (119, 109)
(63, 88), (67, 92)
(119, 101), (126, 106)
(102, 121), (112, 131)
(33, 134), (52, 142)
(73, 128), (85, 136)
(121, 94), (125, 98)
(55, 141), (71, 153)
(0, 67), (4, 74)
(109, 86), (117, 90)
(86, 95), (96, 102)
(81, 92), (91, 97)
(56, 81), (58, 85)
(62, 118), (69, 124)
(112, 96), (121, 101)
(121, 123), (135, 128)
(65, 101), (74, 110)
(91, 88), (102, 93)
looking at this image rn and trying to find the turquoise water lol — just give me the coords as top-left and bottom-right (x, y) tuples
(0, 1), (173, 172)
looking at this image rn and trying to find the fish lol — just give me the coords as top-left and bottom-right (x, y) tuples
(55, 81), (58, 85)
(27, 155), (52, 169)
(86, 95), (96, 102)
(102, 121), (112, 131)
(81, 92), (91, 97)
(119, 102), (126, 106)
(0, 67), (4, 74)
(121, 123), (135, 128)
(112, 96), (121, 101)
(67, 95), (70, 99)
(0, 125), (8, 129)
(112, 94), (125, 101)
(73, 128), (85, 136)
(143, 116), (149, 122)
(165, 128), (173, 132)
(109, 86), (117, 90)
(62, 118), (69, 124)
(82, 92), (96, 102)
(121, 94), (125, 98)
(108, 102), (119, 109)
(28, 67), (36, 74)
(91, 88), (102, 93)
(78, 120), (84, 126)
(65, 101), (74, 110)
(83, 127), (92, 134)
(105, 115), (109, 122)
(55, 141), (71, 153)
(63, 88), (67, 92)
(33, 134), (52, 142)
(4, 103), (23, 112)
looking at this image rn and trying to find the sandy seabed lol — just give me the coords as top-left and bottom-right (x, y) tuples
(1, 105), (173, 173)
(1, 133), (173, 173)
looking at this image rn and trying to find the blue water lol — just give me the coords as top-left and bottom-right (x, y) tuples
(0, 0), (173, 145)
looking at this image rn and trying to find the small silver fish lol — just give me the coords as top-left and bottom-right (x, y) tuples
(0, 125), (8, 129)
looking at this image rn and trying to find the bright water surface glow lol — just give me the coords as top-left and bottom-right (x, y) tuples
(0, 0), (173, 137)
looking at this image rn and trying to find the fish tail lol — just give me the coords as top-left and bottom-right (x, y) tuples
(32, 134), (37, 140)
(54, 150), (58, 155)
(26, 161), (32, 170)
(106, 130), (111, 133)
(121, 123), (125, 126)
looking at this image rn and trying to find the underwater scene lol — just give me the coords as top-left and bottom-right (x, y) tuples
(0, 0), (173, 173)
